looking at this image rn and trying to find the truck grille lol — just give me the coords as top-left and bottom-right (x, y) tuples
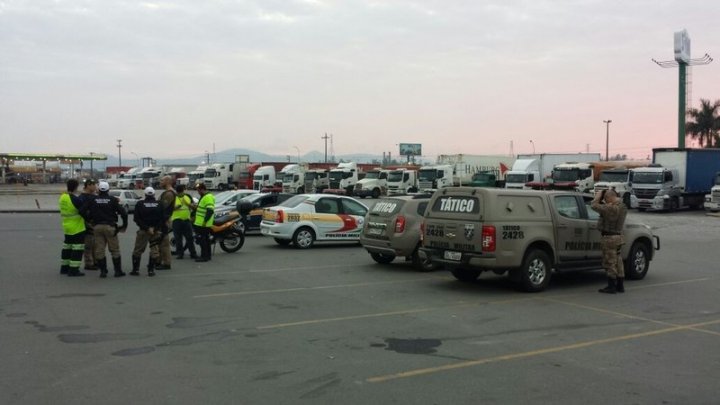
(712, 190), (720, 202)
(329, 180), (341, 189)
(633, 188), (657, 199)
(354, 184), (363, 191)
(418, 181), (433, 190)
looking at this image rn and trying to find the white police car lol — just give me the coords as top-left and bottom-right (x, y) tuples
(260, 194), (368, 248)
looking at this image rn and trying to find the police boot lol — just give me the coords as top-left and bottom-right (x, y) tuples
(60, 265), (69, 275)
(147, 258), (156, 277)
(598, 277), (617, 294)
(616, 277), (625, 293)
(130, 256), (141, 276)
(112, 257), (126, 278)
(98, 258), (108, 278)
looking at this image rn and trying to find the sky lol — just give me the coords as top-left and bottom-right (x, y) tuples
(2, 0), (720, 161)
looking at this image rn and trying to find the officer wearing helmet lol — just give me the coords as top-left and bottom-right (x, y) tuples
(131, 187), (165, 277)
(81, 181), (128, 278)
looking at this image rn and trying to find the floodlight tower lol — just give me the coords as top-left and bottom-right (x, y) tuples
(653, 29), (713, 148)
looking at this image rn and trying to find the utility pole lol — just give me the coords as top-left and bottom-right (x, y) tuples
(603, 120), (612, 161)
(321, 133), (330, 163)
(116, 139), (122, 167)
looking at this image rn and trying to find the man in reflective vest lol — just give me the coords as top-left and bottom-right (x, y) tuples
(59, 178), (86, 277)
(171, 184), (197, 260)
(193, 183), (215, 262)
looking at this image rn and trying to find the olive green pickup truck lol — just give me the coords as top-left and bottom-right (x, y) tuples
(419, 187), (660, 292)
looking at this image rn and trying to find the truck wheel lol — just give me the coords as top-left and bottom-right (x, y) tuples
(451, 268), (480, 282)
(516, 249), (552, 292)
(274, 238), (291, 246)
(411, 248), (437, 272)
(625, 242), (650, 280)
(297, 186), (304, 194)
(293, 227), (315, 249)
(638, 208), (646, 212)
(408, 187), (418, 193)
(219, 183), (227, 191)
(669, 197), (679, 212)
(371, 188), (380, 199)
(370, 252), (395, 264)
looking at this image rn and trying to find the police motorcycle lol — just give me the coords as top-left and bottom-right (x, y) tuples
(171, 210), (246, 254)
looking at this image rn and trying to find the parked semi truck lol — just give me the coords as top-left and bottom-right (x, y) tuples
(631, 148), (720, 211)
(386, 169), (418, 195)
(303, 169), (330, 193)
(592, 160), (651, 206)
(203, 162), (245, 190)
(703, 172), (720, 212)
(353, 168), (389, 198)
(324, 162), (360, 195)
(117, 167), (140, 189)
(253, 165), (276, 190)
(505, 153), (600, 189)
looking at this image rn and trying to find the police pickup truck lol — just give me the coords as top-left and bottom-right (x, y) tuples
(419, 188), (660, 292)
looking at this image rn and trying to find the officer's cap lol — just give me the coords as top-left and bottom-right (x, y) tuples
(98, 181), (110, 192)
(144, 187), (155, 196)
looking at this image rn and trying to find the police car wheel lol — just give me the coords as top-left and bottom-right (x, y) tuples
(293, 227), (315, 249)
(450, 268), (480, 282)
(371, 188), (380, 199)
(625, 242), (649, 280)
(517, 249), (552, 292)
(274, 238), (291, 246)
(370, 252), (395, 264)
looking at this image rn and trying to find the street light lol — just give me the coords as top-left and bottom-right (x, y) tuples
(603, 120), (612, 161)
(529, 140), (535, 154)
(293, 146), (301, 163)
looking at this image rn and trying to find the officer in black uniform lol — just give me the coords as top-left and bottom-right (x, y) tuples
(131, 187), (165, 277)
(81, 181), (128, 278)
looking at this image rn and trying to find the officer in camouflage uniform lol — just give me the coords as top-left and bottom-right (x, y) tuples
(591, 188), (628, 294)
(79, 179), (98, 270)
(131, 187), (165, 277)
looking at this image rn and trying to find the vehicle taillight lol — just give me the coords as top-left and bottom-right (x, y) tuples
(420, 221), (425, 243)
(481, 225), (496, 252)
(275, 209), (284, 223)
(394, 215), (406, 233)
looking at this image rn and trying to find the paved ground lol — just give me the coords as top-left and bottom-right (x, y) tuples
(1, 204), (719, 404)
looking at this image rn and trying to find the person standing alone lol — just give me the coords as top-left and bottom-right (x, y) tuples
(591, 188), (628, 294)
(58, 179), (86, 277)
(131, 187), (164, 277)
(82, 181), (128, 278)
(193, 183), (215, 262)
(171, 184), (197, 260)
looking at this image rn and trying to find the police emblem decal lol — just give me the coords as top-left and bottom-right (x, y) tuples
(464, 224), (475, 240)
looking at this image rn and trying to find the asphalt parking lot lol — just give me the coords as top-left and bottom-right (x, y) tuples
(1, 204), (720, 404)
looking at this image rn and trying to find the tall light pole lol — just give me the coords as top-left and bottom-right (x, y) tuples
(293, 146), (300, 163)
(603, 120), (612, 161)
(529, 140), (535, 154)
(117, 139), (123, 167)
(321, 133), (330, 163)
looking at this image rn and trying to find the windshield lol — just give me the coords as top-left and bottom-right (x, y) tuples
(204, 169), (217, 178)
(506, 173), (527, 183)
(418, 169), (437, 182)
(387, 171), (403, 182)
(283, 173), (295, 182)
(632, 172), (663, 184)
(213, 191), (234, 204)
(279, 195), (310, 208)
(472, 173), (491, 182)
(599, 171), (629, 182)
(253, 174), (263, 181)
(552, 169), (580, 182)
(329, 171), (344, 181)
(364, 171), (379, 179)
(109, 191), (121, 197)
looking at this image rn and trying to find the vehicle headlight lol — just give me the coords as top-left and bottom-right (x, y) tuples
(706, 196), (712, 202)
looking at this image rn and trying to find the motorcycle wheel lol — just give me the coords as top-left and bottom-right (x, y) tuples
(219, 230), (245, 253)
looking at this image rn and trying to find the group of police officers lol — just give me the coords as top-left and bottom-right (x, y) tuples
(58, 176), (216, 278)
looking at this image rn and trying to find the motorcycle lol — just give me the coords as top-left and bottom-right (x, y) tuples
(171, 212), (245, 254)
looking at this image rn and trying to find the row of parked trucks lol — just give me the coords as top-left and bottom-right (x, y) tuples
(111, 149), (720, 213)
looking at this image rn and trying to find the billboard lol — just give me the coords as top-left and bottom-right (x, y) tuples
(399, 143), (422, 156)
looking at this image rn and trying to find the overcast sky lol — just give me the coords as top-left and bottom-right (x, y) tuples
(2, 0), (719, 161)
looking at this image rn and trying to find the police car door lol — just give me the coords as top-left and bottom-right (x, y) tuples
(339, 198), (368, 238)
(552, 195), (588, 263)
(313, 197), (341, 239)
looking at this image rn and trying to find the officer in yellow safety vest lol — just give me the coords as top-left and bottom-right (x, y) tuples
(193, 183), (215, 262)
(58, 179), (86, 277)
(171, 184), (198, 260)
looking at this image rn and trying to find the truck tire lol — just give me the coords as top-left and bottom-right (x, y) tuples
(371, 188), (380, 199)
(669, 197), (679, 212)
(625, 242), (650, 280)
(370, 252), (395, 264)
(451, 268), (481, 282)
(292, 227), (315, 249)
(515, 249), (552, 292)
(297, 186), (304, 194)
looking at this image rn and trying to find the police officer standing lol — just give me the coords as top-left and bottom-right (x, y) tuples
(81, 181), (128, 278)
(58, 179), (86, 277)
(193, 183), (215, 262)
(131, 187), (164, 277)
(171, 184), (197, 260)
(156, 176), (176, 270)
(79, 179), (98, 271)
(591, 188), (628, 294)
